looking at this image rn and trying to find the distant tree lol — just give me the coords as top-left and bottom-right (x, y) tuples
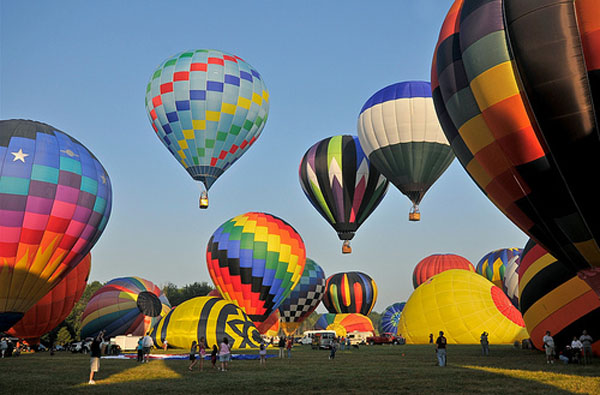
(56, 326), (72, 346)
(368, 311), (381, 334)
(64, 280), (104, 340)
(162, 282), (214, 306)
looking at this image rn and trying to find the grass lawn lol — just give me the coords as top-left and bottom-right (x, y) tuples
(0, 345), (598, 394)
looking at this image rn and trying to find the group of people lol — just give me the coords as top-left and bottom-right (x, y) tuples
(544, 330), (594, 365)
(277, 336), (293, 358)
(135, 333), (155, 363)
(188, 337), (230, 372)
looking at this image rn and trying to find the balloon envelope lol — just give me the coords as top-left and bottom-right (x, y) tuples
(315, 313), (374, 337)
(379, 302), (406, 335)
(145, 49), (269, 193)
(206, 212), (306, 325)
(519, 240), (600, 356)
(0, 120), (112, 331)
(80, 277), (171, 339)
(299, 135), (388, 243)
(476, 248), (522, 289)
(398, 269), (527, 344)
(412, 253), (474, 289)
(432, 0), (600, 281)
(278, 258), (326, 328)
(8, 254), (91, 343)
(322, 271), (377, 315)
(151, 296), (262, 350)
(357, 81), (454, 213)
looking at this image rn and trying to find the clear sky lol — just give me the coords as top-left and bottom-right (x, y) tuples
(0, 0), (528, 313)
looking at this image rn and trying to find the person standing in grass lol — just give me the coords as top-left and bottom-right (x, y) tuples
(198, 337), (206, 371)
(142, 332), (153, 363)
(211, 345), (218, 369)
(136, 337), (143, 362)
(219, 337), (231, 371)
(286, 336), (293, 359)
(278, 336), (286, 358)
(543, 331), (555, 364)
(435, 331), (447, 367)
(580, 330), (593, 365)
(480, 332), (489, 356)
(259, 339), (267, 367)
(329, 338), (338, 360)
(89, 330), (104, 385)
(188, 341), (198, 371)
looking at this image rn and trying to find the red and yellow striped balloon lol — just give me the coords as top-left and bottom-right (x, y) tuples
(322, 272), (377, 315)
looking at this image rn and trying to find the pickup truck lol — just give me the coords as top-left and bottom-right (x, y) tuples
(366, 332), (405, 345)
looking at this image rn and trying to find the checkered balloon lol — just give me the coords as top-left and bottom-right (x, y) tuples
(145, 49), (269, 192)
(279, 258), (326, 324)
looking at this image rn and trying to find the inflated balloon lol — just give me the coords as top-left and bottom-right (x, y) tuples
(80, 277), (171, 338)
(278, 258), (326, 336)
(145, 49), (269, 208)
(322, 272), (377, 315)
(432, 0), (600, 283)
(8, 254), (91, 343)
(520, 240), (600, 356)
(256, 310), (279, 335)
(476, 248), (522, 288)
(502, 253), (521, 309)
(397, 270), (527, 344)
(315, 313), (374, 337)
(0, 120), (112, 331)
(206, 212), (306, 325)
(357, 81), (454, 221)
(299, 135), (389, 253)
(151, 296), (262, 350)
(379, 302), (405, 335)
(412, 253), (474, 289)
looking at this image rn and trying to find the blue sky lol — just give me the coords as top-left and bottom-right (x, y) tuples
(0, 0), (528, 312)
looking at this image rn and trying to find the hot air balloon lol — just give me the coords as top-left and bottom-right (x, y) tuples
(315, 313), (374, 337)
(322, 272), (377, 315)
(398, 270), (528, 344)
(357, 81), (455, 221)
(80, 277), (171, 339)
(412, 253), (474, 289)
(7, 254), (91, 344)
(502, 253), (521, 308)
(206, 212), (306, 326)
(520, 240), (600, 356)
(299, 135), (389, 253)
(256, 310), (279, 335)
(432, 0), (600, 292)
(145, 49), (269, 209)
(151, 296), (262, 350)
(0, 120), (112, 331)
(379, 302), (405, 335)
(476, 248), (522, 289)
(278, 258), (326, 336)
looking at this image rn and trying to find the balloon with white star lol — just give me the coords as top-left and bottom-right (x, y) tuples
(0, 119), (113, 331)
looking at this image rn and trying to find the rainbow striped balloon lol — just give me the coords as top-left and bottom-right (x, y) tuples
(0, 120), (112, 331)
(80, 277), (171, 338)
(206, 212), (306, 324)
(315, 313), (374, 336)
(322, 271), (378, 315)
(476, 248), (522, 289)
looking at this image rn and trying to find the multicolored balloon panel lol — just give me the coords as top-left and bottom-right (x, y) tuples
(322, 272), (377, 315)
(8, 253), (91, 342)
(379, 302), (405, 335)
(206, 212), (306, 324)
(357, 81), (454, 215)
(145, 49), (269, 192)
(299, 135), (389, 242)
(502, 252), (521, 309)
(80, 276), (171, 338)
(398, 270), (527, 344)
(476, 248), (522, 288)
(0, 120), (112, 331)
(412, 253), (474, 289)
(151, 296), (262, 350)
(278, 258), (326, 326)
(519, 240), (600, 356)
(432, 0), (600, 277)
(315, 313), (374, 337)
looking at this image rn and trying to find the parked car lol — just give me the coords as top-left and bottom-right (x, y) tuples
(347, 331), (373, 346)
(366, 332), (405, 345)
(70, 340), (92, 353)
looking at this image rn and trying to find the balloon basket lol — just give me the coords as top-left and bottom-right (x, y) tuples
(342, 241), (352, 254)
(409, 212), (420, 221)
(199, 192), (209, 209)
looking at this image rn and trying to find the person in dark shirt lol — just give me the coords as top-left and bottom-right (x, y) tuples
(89, 331), (105, 384)
(436, 331), (447, 367)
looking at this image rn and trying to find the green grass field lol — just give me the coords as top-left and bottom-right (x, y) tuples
(1, 345), (598, 394)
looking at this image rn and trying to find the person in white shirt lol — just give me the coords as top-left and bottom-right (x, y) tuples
(579, 330), (593, 365)
(542, 331), (555, 364)
(142, 333), (154, 363)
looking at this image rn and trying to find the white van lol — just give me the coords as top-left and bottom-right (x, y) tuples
(347, 331), (373, 346)
(300, 330), (337, 349)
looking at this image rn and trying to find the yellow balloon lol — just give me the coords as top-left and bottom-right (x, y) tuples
(150, 296), (261, 350)
(397, 270), (528, 344)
